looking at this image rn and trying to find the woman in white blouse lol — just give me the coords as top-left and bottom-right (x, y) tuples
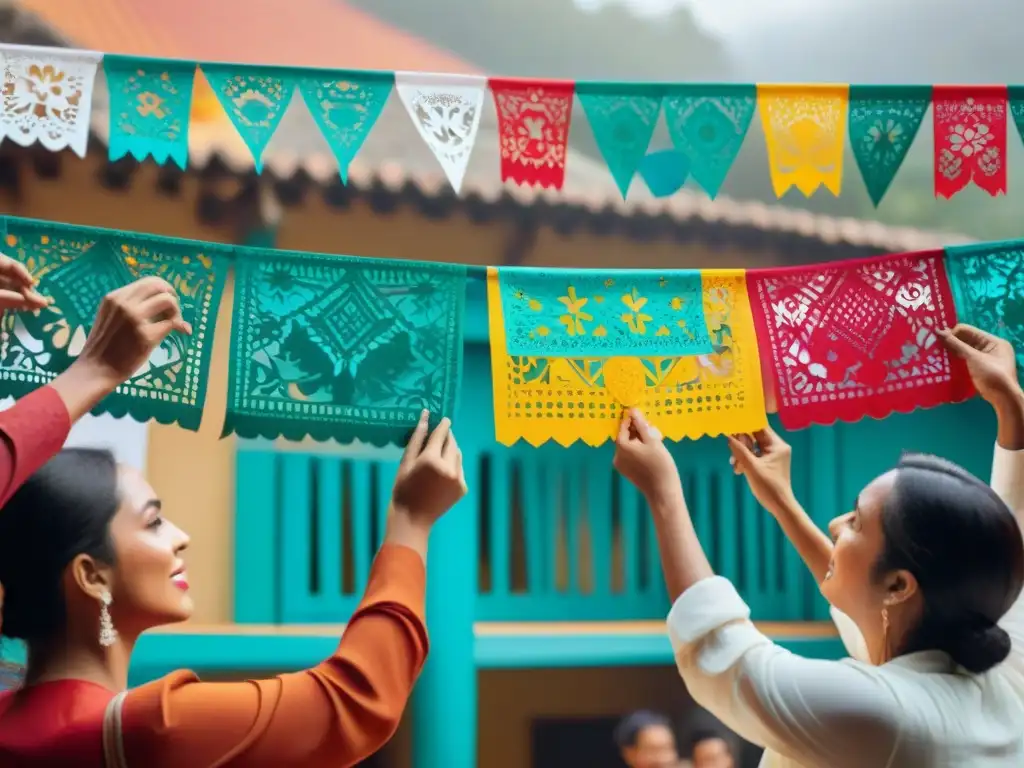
(613, 324), (1024, 768)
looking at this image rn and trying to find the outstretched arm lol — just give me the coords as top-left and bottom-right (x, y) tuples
(726, 429), (832, 584)
(727, 429), (871, 660)
(0, 386), (70, 508)
(727, 430), (871, 659)
(120, 541), (429, 768)
(0, 276), (192, 507)
(938, 325), (1024, 700)
(988, 391), (1024, 698)
(116, 414), (467, 768)
(613, 410), (899, 767)
(612, 409), (712, 602)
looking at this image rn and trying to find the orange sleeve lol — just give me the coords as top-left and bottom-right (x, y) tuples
(119, 545), (429, 768)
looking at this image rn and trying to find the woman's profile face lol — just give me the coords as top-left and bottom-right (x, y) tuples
(105, 466), (192, 633)
(821, 471), (895, 634)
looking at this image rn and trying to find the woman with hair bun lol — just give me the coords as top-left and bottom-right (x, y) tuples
(614, 324), (1024, 767)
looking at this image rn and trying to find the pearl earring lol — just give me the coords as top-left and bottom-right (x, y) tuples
(99, 590), (118, 648)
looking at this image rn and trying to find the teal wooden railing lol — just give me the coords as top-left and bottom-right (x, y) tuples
(473, 437), (814, 622)
(234, 395), (996, 627)
(476, 444), (665, 621)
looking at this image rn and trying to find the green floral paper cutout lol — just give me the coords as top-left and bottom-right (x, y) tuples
(848, 85), (931, 207)
(297, 70), (393, 184)
(201, 64), (297, 172)
(0, 217), (229, 431)
(663, 84), (756, 198)
(576, 82), (664, 198)
(105, 54), (197, 169)
(496, 267), (711, 357)
(225, 249), (466, 446)
(946, 241), (1024, 380)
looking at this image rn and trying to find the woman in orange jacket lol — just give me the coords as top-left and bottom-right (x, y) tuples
(0, 269), (465, 767)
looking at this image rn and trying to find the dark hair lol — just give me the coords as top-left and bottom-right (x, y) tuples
(873, 452), (1024, 674)
(685, 728), (732, 758)
(0, 448), (120, 643)
(614, 710), (671, 749)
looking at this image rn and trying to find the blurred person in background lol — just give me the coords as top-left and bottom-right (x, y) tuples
(685, 728), (735, 768)
(615, 710), (680, 768)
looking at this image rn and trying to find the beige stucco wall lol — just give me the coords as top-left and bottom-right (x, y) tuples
(3, 152), (785, 625)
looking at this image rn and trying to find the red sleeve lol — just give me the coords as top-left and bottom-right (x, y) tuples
(0, 386), (71, 507)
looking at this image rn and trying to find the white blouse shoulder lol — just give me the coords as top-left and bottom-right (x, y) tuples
(666, 445), (1024, 768)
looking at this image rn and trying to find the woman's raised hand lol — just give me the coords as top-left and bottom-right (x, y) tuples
(938, 324), (1021, 408)
(391, 412), (467, 526)
(726, 426), (796, 517)
(77, 276), (191, 382)
(730, 426), (834, 584)
(613, 408), (681, 506)
(0, 252), (48, 312)
(384, 412), (467, 561)
(940, 324), (1024, 450)
(48, 277), (191, 422)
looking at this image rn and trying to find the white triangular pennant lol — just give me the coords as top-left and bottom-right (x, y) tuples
(395, 72), (485, 194)
(0, 44), (102, 158)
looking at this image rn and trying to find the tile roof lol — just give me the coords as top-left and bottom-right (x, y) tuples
(14, 0), (477, 71)
(10, 0), (974, 253)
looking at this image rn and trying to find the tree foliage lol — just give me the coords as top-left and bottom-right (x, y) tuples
(347, 0), (733, 80)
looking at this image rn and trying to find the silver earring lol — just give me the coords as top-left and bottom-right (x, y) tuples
(99, 590), (118, 648)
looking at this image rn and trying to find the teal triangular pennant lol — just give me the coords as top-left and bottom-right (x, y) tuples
(297, 70), (393, 184)
(639, 149), (690, 198)
(576, 82), (663, 198)
(663, 84), (755, 199)
(104, 55), (196, 169)
(201, 63), (298, 172)
(1008, 85), (1024, 152)
(848, 85), (931, 207)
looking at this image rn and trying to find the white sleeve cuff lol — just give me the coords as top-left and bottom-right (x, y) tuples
(667, 576), (751, 647)
(666, 577), (768, 676)
(991, 443), (1024, 513)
